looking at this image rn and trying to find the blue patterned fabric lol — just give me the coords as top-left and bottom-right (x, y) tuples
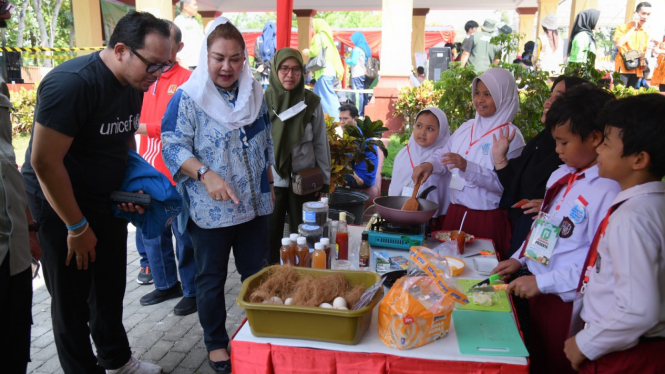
(161, 86), (275, 229)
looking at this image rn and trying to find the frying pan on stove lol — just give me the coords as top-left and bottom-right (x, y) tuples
(372, 186), (438, 226)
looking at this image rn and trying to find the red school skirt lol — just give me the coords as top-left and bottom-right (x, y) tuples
(442, 204), (512, 260)
(579, 338), (665, 374)
(528, 293), (576, 374)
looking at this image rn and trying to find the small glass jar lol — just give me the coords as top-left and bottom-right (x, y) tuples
(298, 223), (323, 249)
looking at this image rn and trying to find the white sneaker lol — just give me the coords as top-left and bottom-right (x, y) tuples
(106, 357), (162, 374)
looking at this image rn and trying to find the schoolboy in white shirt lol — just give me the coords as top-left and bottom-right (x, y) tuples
(492, 85), (620, 374)
(564, 94), (665, 373)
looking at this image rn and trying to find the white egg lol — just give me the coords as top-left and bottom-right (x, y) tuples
(334, 306), (348, 310)
(332, 297), (347, 309)
(284, 298), (294, 305)
(268, 296), (283, 304)
(319, 303), (333, 308)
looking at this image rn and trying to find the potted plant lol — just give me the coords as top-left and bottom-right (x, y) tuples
(343, 116), (389, 174)
(325, 114), (357, 194)
(326, 115), (389, 223)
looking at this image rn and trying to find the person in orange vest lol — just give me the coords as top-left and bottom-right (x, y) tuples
(614, 2), (652, 88)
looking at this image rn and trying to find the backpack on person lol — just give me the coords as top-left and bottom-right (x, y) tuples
(365, 56), (380, 79)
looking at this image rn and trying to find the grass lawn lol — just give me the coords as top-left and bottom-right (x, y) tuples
(12, 132), (31, 167)
(381, 134), (407, 178)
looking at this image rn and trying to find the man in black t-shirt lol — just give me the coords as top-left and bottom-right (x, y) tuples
(21, 12), (172, 374)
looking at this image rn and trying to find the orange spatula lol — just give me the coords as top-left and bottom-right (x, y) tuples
(401, 177), (423, 211)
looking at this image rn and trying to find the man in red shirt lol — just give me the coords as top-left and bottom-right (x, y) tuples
(134, 20), (197, 316)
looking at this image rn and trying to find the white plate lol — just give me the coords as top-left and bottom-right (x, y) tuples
(473, 257), (499, 276)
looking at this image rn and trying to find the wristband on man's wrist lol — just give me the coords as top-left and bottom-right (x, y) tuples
(66, 217), (87, 232)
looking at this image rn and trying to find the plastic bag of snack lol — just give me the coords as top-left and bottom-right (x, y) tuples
(378, 276), (455, 349)
(378, 246), (469, 350)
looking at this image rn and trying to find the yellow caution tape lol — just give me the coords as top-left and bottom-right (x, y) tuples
(22, 53), (74, 61)
(0, 46), (104, 52)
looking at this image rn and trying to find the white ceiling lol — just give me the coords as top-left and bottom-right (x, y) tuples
(197, 0), (539, 12)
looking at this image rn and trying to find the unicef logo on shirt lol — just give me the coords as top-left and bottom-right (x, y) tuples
(482, 143), (491, 155)
(99, 113), (140, 135)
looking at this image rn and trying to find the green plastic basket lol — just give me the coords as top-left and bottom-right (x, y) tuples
(237, 266), (383, 345)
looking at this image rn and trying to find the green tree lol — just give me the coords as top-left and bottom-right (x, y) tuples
(225, 12), (294, 30)
(7, 0), (74, 66)
(226, 11), (382, 30)
(314, 11), (381, 28)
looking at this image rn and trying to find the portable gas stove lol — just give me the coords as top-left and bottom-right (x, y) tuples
(363, 214), (428, 250)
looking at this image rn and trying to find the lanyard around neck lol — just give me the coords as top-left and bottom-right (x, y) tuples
(577, 200), (626, 295)
(553, 168), (588, 211)
(406, 144), (414, 169)
(465, 122), (511, 155)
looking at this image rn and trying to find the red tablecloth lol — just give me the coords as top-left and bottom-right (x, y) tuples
(231, 320), (529, 374)
(230, 236), (529, 373)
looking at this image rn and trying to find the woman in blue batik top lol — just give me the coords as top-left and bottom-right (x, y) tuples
(161, 17), (273, 374)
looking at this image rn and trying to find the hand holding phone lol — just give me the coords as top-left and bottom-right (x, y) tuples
(111, 191), (152, 210)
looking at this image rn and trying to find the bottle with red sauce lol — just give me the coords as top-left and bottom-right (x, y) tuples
(336, 212), (349, 260)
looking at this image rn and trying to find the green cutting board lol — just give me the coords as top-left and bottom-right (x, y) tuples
(453, 310), (529, 357)
(456, 279), (512, 312)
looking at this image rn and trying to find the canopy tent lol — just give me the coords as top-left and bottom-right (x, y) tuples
(197, 0), (536, 12)
(243, 29), (456, 58)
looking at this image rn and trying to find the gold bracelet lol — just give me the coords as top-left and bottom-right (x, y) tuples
(494, 158), (508, 165)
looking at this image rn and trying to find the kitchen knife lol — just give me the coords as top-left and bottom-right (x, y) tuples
(470, 273), (501, 288)
(466, 284), (508, 293)
(464, 250), (495, 258)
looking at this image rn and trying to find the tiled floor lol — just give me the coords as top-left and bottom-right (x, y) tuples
(27, 226), (244, 374)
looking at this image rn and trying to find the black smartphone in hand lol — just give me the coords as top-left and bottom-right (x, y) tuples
(110, 191), (152, 210)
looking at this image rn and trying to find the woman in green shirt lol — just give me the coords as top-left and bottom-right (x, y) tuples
(567, 9), (600, 63)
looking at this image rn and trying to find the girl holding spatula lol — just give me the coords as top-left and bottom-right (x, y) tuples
(411, 68), (525, 259)
(389, 107), (451, 230)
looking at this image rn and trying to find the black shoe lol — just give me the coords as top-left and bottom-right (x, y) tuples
(139, 282), (183, 306)
(173, 296), (197, 316)
(136, 266), (153, 285)
(208, 358), (231, 374)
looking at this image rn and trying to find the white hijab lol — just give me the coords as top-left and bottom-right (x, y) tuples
(179, 17), (263, 130)
(389, 107), (451, 216)
(471, 68), (519, 133)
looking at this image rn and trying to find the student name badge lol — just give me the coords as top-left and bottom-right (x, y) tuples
(449, 171), (466, 191)
(524, 212), (561, 266)
(273, 101), (307, 122)
(401, 181), (415, 197)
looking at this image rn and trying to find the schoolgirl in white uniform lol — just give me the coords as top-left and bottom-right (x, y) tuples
(389, 107), (451, 230)
(413, 68), (525, 258)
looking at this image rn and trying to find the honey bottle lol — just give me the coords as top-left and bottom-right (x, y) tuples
(289, 233), (299, 252)
(295, 236), (311, 267)
(280, 238), (296, 265)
